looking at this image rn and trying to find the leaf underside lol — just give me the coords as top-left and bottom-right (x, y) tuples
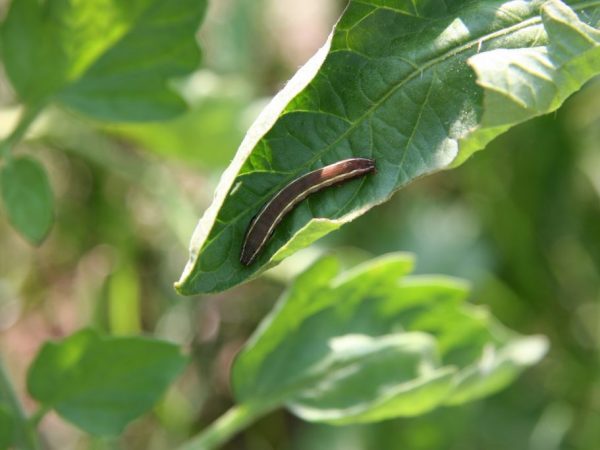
(232, 254), (548, 424)
(176, 0), (600, 294)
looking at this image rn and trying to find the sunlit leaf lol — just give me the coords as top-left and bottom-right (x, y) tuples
(0, 156), (53, 244)
(27, 329), (188, 435)
(231, 254), (548, 424)
(176, 0), (600, 294)
(1, 0), (207, 121)
(455, 0), (600, 164)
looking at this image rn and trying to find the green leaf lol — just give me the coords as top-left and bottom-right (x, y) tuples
(0, 0), (207, 122)
(0, 405), (15, 449)
(0, 156), (54, 245)
(444, 334), (550, 405)
(27, 328), (188, 436)
(455, 0), (600, 164)
(231, 254), (548, 424)
(287, 334), (457, 424)
(176, 0), (600, 294)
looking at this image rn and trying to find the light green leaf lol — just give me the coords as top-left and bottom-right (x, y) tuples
(231, 254), (547, 424)
(455, 0), (600, 164)
(444, 335), (549, 405)
(176, 0), (600, 294)
(287, 334), (457, 424)
(0, 0), (207, 121)
(0, 156), (53, 244)
(27, 328), (188, 436)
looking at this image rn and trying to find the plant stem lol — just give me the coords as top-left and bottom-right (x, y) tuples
(177, 403), (272, 450)
(0, 103), (45, 158)
(29, 405), (50, 428)
(0, 357), (40, 450)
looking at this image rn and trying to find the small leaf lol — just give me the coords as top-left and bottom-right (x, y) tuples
(0, 156), (53, 245)
(27, 329), (188, 436)
(176, 0), (600, 294)
(232, 254), (548, 424)
(0, 0), (207, 121)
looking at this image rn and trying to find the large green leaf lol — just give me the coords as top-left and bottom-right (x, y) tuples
(0, 0), (207, 121)
(27, 329), (188, 436)
(0, 156), (53, 244)
(231, 254), (548, 424)
(176, 0), (600, 294)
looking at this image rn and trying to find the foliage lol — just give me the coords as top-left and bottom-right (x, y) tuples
(0, 0), (207, 242)
(0, 0), (598, 449)
(233, 254), (547, 423)
(1, 0), (206, 122)
(176, 0), (600, 294)
(27, 329), (188, 436)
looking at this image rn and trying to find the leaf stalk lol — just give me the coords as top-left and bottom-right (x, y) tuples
(177, 403), (273, 450)
(0, 103), (45, 159)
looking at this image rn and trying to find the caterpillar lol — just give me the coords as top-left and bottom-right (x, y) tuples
(240, 158), (376, 266)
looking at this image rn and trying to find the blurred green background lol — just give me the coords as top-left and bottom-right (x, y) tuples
(0, 0), (599, 449)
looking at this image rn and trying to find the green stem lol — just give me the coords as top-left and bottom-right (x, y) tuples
(177, 403), (273, 450)
(0, 103), (45, 158)
(0, 357), (40, 450)
(29, 405), (50, 428)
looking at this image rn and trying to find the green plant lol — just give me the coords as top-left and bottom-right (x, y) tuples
(176, 0), (600, 294)
(0, 0), (207, 243)
(181, 254), (547, 449)
(0, 0), (599, 449)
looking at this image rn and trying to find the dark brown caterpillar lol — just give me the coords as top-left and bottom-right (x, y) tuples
(240, 158), (376, 266)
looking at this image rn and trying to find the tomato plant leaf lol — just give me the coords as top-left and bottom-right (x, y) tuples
(176, 0), (600, 294)
(27, 329), (188, 436)
(0, 0), (207, 121)
(0, 156), (53, 245)
(455, 0), (600, 164)
(231, 254), (548, 424)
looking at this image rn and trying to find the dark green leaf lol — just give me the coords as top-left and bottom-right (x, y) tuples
(27, 329), (188, 436)
(1, 0), (207, 121)
(0, 156), (53, 245)
(232, 254), (548, 424)
(176, 0), (600, 294)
